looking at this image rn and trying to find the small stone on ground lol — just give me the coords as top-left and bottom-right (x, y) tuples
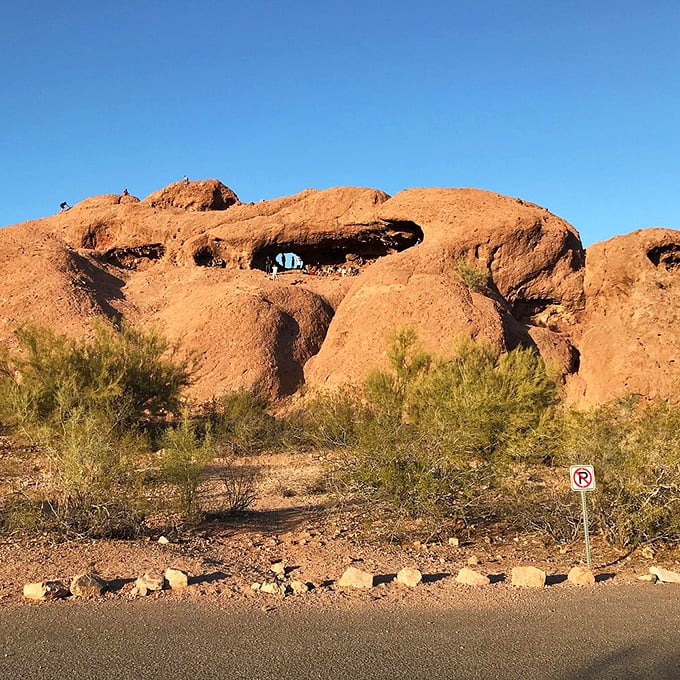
(456, 567), (490, 587)
(511, 566), (546, 588)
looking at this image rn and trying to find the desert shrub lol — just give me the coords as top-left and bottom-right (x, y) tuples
(205, 390), (280, 456)
(561, 396), (680, 546)
(406, 339), (560, 467)
(339, 329), (561, 528)
(3, 413), (148, 538)
(286, 385), (371, 450)
(160, 411), (214, 522)
(453, 256), (490, 292)
(0, 321), (193, 436)
(218, 463), (259, 512)
(0, 321), (194, 538)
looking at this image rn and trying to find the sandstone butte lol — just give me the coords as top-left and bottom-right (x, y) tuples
(1, 178), (679, 408)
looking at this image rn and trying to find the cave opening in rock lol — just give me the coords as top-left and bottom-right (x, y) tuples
(103, 244), (165, 270)
(251, 219), (424, 274)
(193, 243), (226, 268)
(647, 244), (680, 271)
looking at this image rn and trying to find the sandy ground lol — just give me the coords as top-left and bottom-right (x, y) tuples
(1, 450), (679, 609)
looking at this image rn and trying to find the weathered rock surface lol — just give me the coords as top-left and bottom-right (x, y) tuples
(164, 567), (189, 590)
(649, 566), (680, 584)
(23, 580), (70, 601)
(456, 568), (491, 587)
(130, 571), (166, 597)
(259, 581), (288, 596)
(572, 229), (680, 405)
(1, 179), (678, 406)
(567, 566), (595, 586)
(511, 566), (546, 588)
(70, 573), (107, 597)
(338, 566), (374, 589)
(142, 179), (239, 212)
(396, 567), (422, 587)
(305, 188), (584, 391)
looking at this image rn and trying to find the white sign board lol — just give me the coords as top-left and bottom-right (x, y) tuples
(570, 465), (596, 491)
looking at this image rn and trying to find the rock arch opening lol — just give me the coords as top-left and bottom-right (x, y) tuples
(251, 219), (424, 273)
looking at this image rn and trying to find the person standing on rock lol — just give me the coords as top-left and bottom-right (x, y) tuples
(271, 263), (278, 280)
(265, 256), (273, 276)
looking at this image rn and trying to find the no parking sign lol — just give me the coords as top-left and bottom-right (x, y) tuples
(570, 465), (596, 491)
(570, 465), (596, 569)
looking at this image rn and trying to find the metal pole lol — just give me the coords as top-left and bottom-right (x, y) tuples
(581, 489), (592, 569)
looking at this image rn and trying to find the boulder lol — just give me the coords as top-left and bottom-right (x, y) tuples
(338, 566), (374, 589)
(455, 568), (491, 587)
(23, 580), (70, 601)
(142, 179), (239, 212)
(259, 582), (288, 596)
(305, 188), (584, 392)
(638, 574), (659, 583)
(511, 566), (546, 588)
(70, 573), (107, 597)
(130, 571), (166, 597)
(270, 561), (286, 578)
(289, 580), (310, 594)
(567, 566), (595, 586)
(396, 567), (423, 587)
(649, 566), (680, 584)
(164, 567), (189, 590)
(573, 229), (680, 405)
(5, 177), (680, 409)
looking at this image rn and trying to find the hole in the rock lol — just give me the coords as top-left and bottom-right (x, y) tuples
(647, 244), (680, 271)
(103, 244), (165, 270)
(193, 246), (226, 268)
(511, 299), (556, 326)
(275, 252), (304, 270)
(251, 220), (424, 274)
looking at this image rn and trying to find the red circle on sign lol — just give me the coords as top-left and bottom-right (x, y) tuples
(572, 467), (593, 489)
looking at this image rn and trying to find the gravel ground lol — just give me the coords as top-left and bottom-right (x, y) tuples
(2, 451), (680, 609)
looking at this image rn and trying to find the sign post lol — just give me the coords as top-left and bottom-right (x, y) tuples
(570, 465), (596, 569)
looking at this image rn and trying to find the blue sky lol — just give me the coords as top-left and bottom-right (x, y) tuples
(2, 1), (678, 246)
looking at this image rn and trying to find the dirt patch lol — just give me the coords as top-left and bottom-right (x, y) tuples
(1, 450), (678, 610)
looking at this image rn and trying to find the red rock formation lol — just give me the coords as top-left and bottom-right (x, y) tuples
(0, 179), (676, 406)
(571, 228), (680, 405)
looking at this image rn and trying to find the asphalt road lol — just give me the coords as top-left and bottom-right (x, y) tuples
(2, 585), (680, 680)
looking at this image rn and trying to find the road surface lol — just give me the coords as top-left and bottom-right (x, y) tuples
(1, 584), (679, 679)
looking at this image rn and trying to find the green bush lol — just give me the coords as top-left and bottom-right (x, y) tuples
(160, 412), (214, 522)
(339, 329), (561, 530)
(286, 385), (370, 451)
(0, 321), (194, 538)
(205, 390), (280, 456)
(561, 396), (680, 546)
(453, 256), (490, 292)
(3, 412), (148, 538)
(0, 321), (193, 435)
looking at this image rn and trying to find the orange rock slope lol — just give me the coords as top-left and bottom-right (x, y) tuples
(1, 178), (677, 407)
